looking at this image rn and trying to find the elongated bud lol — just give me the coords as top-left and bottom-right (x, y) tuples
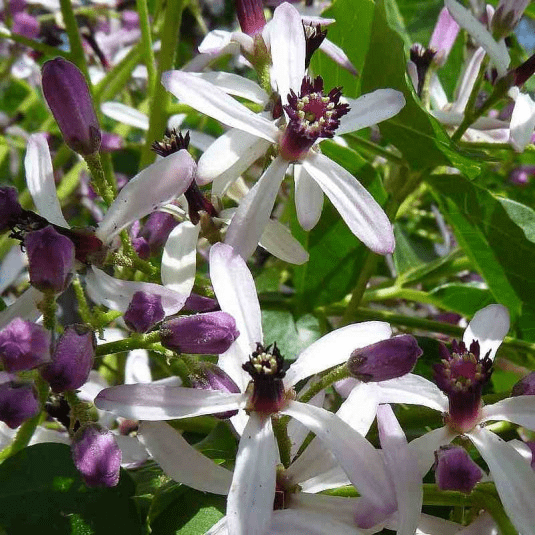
(13, 12), (40, 39)
(0, 186), (22, 232)
(184, 293), (218, 312)
(72, 424), (122, 487)
(139, 211), (178, 256)
(492, 0), (530, 39)
(235, 0), (266, 36)
(41, 58), (101, 155)
(434, 445), (483, 494)
(429, 7), (459, 66)
(25, 225), (75, 293)
(512, 371), (535, 396)
(160, 312), (239, 354)
(0, 318), (51, 372)
(41, 325), (95, 392)
(124, 291), (165, 333)
(347, 334), (422, 382)
(0, 375), (39, 429)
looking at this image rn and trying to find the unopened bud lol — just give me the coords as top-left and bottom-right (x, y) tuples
(347, 334), (422, 382)
(492, 0), (530, 39)
(235, 0), (266, 36)
(0, 375), (39, 429)
(124, 291), (165, 333)
(138, 211), (178, 255)
(100, 132), (124, 152)
(184, 293), (218, 312)
(0, 186), (22, 232)
(512, 371), (535, 396)
(160, 312), (239, 355)
(12, 12), (40, 39)
(434, 445), (483, 494)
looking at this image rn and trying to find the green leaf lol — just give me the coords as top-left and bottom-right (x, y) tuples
(0, 443), (141, 535)
(392, 224), (430, 275)
(429, 282), (494, 316)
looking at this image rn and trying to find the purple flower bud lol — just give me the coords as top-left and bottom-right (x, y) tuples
(509, 166), (535, 186)
(0, 379), (39, 429)
(124, 291), (165, 333)
(41, 325), (95, 392)
(100, 132), (124, 152)
(527, 442), (535, 470)
(184, 293), (218, 312)
(492, 0), (530, 38)
(512, 371), (535, 396)
(235, 0), (266, 35)
(131, 236), (150, 260)
(429, 7), (459, 66)
(0, 318), (51, 372)
(12, 12), (40, 39)
(41, 58), (101, 155)
(160, 312), (239, 355)
(121, 10), (139, 30)
(434, 445), (483, 494)
(25, 225), (75, 293)
(347, 334), (422, 382)
(0, 186), (22, 232)
(138, 211), (178, 255)
(71, 424), (122, 487)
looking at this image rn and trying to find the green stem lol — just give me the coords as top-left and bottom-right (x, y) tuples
(83, 152), (115, 207)
(136, 0), (157, 95)
(39, 292), (57, 332)
(298, 364), (350, 404)
(59, 0), (89, 78)
(95, 332), (162, 357)
(272, 416), (292, 469)
(71, 276), (94, 325)
(363, 286), (444, 308)
(0, 30), (72, 59)
(347, 134), (405, 166)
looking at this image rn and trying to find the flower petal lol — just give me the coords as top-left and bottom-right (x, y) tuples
(25, 133), (69, 227)
(480, 396), (535, 430)
(190, 72), (268, 104)
(452, 47), (486, 113)
(125, 349), (152, 384)
(95, 384), (246, 420)
(285, 321), (392, 387)
(162, 71), (279, 142)
(138, 421), (233, 494)
(100, 102), (149, 130)
(463, 304), (509, 360)
(270, 508), (360, 535)
(0, 287), (42, 328)
(509, 90), (535, 152)
(259, 219), (309, 265)
(294, 164), (324, 231)
(302, 153), (395, 255)
(409, 426), (456, 477)
(227, 413), (277, 535)
(319, 39), (358, 75)
(337, 382), (381, 435)
(97, 150), (196, 241)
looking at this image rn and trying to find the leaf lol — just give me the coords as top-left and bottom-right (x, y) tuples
(429, 282), (494, 317)
(392, 223), (431, 275)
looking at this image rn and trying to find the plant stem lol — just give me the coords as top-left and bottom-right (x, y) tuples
(272, 415), (292, 469)
(84, 152), (115, 207)
(59, 0), (89, 78)
(298, 364), (350, 404)
(95, 332), (162, 357)
(0, 30), (72, 59)
(136, 0), (157, 95)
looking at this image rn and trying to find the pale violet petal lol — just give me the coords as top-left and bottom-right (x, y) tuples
(294, 164), (323, 231)
(451, 47), (486, 113)
(319, 38), (358, 75)
(0, 286), (42, 328)
(259, 219), (309, 265)
(227, 413), (277, 535)
(287, 494), (358, 528)
(507, 439), (534, 466)
(187, 130), (216, 152)
(161, 221), (199, 296)
(337, 382), (381, 435)
(125, 350), (152, 384)
(337, 89), (405, 136)
(218, 338), (252, 394)
(302, 153), (395, 255)
(25, 133), (69, 227)
(463, 304), (510, 360)
(225, 156), (289, 260)
(509, 91), (535, 152)
(409, 426), (456, 477)
(138, 421), (232, 494)
(285, 321), (392, 387)
(270, 509), (361, 535)
(190, 72), (268, 104)
(0, 246), (26, 294)
(95, 384), (246, 420)
(100, 102), (149, 130)
(97, 150), (196, 241)
(85, 266), (188, 315)
(429, 74), (449, 110)
(451, 513), (498, 535)
(480, 396), (535, 430)
(162, 71), (279, 142)
(299, 465), (351, 493)
(114, 434), (150, 468)
(197, 29), (232, 54)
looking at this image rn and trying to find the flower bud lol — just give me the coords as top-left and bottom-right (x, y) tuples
(184, 293), (218, 312)
(0, 376), (39, 429)
(347, 334), (422, 382)
(25, 225), (75, 293)
(0, 318), (51, 372)
(160, 312), (239, 355)
(100, 132), (124, 152)
(41, 325), (95, 392)
(139, 211), (178, 255)
(131, 236), (150, 260)
(124, 291), (165, 333)
(492, 0), (530, 39)
(235, 0), (266, 36)
(71, 424), (122, 487)
(512, 371), (535, 396)
(12, 12), (40, 39)
(41, 57), (101, 155)
(434, 445), (483, 494)
(0, 186), (22, 232)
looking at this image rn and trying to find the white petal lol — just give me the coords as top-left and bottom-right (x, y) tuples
(162, 71), (279, 142)
(97, 150), (196, 241)
(197, 29), (232, 54)
(94, 384), (246, 420)
(480, 396), (535, 430)
(509, 91), (535, 152)
(85, 266), (187, 315)
(302, 153), (395, 255)
(468, 426), (535, 535)
(187, 130), (216, 152)
(294, 164), (323, 231)
(285, 321), (392, 387)
(337, 382), (381, 435)
(205, 517), (229, 535)
(0, 286), (42, 328)
(337, 89), (406, 136)
(0, 246), (26, 294)
(100, 102), (149, 130)
(218, 344), (251, 395)
(451, 513), (498, 535)
(319, 38), (358, 75)
(287, 493), (357, 528)
(259, 219), (309, 265)
(138, 421), (233, 494)
(429, 74), (449, 110)
(114, 434), (150, 468)
(227, 413), (277, 535)
(161, 221), (199, 296)
(189, 72), (268, 104)
(298, 465), (351, 493)
(270, 509), (361, 535)
(452, 47), (486, 113)
(225, 156), (289, 260)
(125, 349), (152, 384)
(463, 304), (509, 360)
(25, 133), (69, 227)
(409, 426), (456, 477)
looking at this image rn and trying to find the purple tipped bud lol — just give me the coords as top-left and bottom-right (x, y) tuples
(184, 293), (218, 312)
(100, 132), (124, 152)
(0, 378), (39, 429)
(131, 236), (150, 260)
(434, 445), (483, 494)
(235, 0), (266, 35)
(160, 312), (239, 355)
(12, 12), (40, 39)
(72, 424), (122, 487)
(124, 291), (165, 333)
(509, 166), (535, 186)
(492, 0), (530, 39)
(139, 211), (178, 255)
(0, 318), (51, 372)
(347, 334), (422, 382)
(0, 186), (22, 232)
(191, 362), (241, 418)
(41, 58), (101, 155)
(512, 371), (535, 396)
(25, 225), (75, 293)
(41, 325), (95, 392)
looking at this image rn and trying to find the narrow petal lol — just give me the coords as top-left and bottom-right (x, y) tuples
(336, 89), (405, 136)
(197, 29), (232, 54)
(319, 39), (358, 75)
(270, 509), (361, 535)
(294, 164), (323, 231)
(302, 153), (395, 255)
(463, 304), (510, 360)
(409, 426), (456, 477)
(125, 349), (152, 384)
(162, 71), (279, 142)
(285, 321), (392, 387)
(288, 493), (358, 528)
(97, 150), (196, 241)
(161, 221), (199, 296)
(85, 266), (187, 315)
(452, 47), (485, 113)
(0, 286), (42, 329)
(336, 382), (381, 435)
(259, 219), (309, 265)
(225, 156), (289, 260)
(509, 90), (535, 152)
(429, 73), (449, 110)
(298, 465), (351, 493)
(480, 396), (535, 430)
(25, 133), (69, 227)
(95, 384), (246, 420)
(218, 342), (252, 394)
(0, 246), (26, 294)
(227, 413), (277, 535)
(468, 427), (535, 535)
(138, 421), (233, 494)
(100, 102), (149, 130)
(190, 72), (268, 104)
(205, 517), (229, 535)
